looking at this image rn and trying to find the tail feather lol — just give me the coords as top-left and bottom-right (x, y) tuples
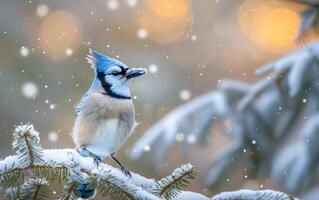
(73, 182), (96, 199)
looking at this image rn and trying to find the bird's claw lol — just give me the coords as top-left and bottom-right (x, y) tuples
(93, 156), (102, 167)
(121, 166), (132, 178)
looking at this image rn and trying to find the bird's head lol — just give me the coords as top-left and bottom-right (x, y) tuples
(87, 49), (146, 99)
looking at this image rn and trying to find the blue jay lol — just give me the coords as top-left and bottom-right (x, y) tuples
(72, 49), (146, 199)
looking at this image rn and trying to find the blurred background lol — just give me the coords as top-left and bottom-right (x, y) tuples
(0, 0), (315, 198)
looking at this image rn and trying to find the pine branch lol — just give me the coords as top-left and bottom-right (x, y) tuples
(5, 178), (50, 200)
(0, 168), (24, 187)
(4, 186), (20, 199)
(1, 124), (205, 200)
(59, 179), (75, 200)
(130, 91), (229, 163)
(211, 189), (298, 200)
(12, 124), (44, 166)
(129, 37), (319, 193)
(154, 164), (196, 200)
(0, 124), (295, 199)
(96, 165), (160, 200)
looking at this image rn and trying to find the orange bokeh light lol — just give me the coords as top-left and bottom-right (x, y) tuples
(38, 11), (83, 60)
(138, 0), (192, 44)
(139, 9), (192, 44)
(238, 0), (300, 53)
(144, 0), (191, 18)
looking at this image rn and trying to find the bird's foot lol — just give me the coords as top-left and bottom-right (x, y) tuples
(120, 166), (132, 178)
(79, 146), (102, 167)
(93, 156), (102, 167)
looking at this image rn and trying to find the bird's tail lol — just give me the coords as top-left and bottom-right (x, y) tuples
(72, 147), (99, 199)
(73, 182), (96, 199)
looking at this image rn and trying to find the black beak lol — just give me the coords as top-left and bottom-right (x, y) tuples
(125, 68), (147, 79)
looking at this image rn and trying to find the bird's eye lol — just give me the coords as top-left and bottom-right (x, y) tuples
(111, 71), (120, 76)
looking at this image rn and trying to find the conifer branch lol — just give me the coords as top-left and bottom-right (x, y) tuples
(155, 164), (196, 200)
(0, 124), (208, 200)
(60, 179), (75, 200)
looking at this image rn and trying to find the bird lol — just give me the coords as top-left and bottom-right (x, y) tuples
(71, 48), (146, 199)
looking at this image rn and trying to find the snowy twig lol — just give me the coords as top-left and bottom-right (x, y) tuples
(0, 124), (212, 200)
(130, 40), (319, 194)
(211, 189), (298, 200)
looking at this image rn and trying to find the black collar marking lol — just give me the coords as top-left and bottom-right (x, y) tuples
(97, 72), (131, 100)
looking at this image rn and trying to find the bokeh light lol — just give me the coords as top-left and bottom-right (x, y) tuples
(38, 11), (83, 60)
(238, 0), (300, 53)
(144, 0), (191, 18)
(137, 0), (193, 44)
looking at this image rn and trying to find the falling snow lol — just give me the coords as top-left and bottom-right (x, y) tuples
(176, 133), (184, 142)
(21, 82), (38, 98)
(49, 104), (56, 110)
(107, 0), (119, 10)
(191, 35), (197, 41)
(127, 0), (137, 7)
(65, 48), (73, 56)
(148, 64), (158, 74)
(36, 4), (49, 17)
(187, 134), (196, 144)
(48, 131), (59, 142)
(137, 28), (148, 39)
(143, 145), (151, 152)
(20, 46), (29, 57)
(179, 89), (192, 101)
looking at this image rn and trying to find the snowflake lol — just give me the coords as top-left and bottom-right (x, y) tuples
(137, 28), (148, 39)
(49, 104), (56, 110)
(48, 131), (59, 142)
(143, 145), (151, 152)
(36, 4), (49, 17)
(187, 134), (196, 144)
(21, 82), (38, 98)
(176, 133), (184, 142)
(65, 48), (73, 56)
(127, 0), (137, 7)
(179, 89), (192, 101)
(107, 0), (119, 10)
(148, 64), (158, 74)
(20, 46), (29, 57)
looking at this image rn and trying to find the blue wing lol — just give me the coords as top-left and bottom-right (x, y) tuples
(75, 92), (89, 119)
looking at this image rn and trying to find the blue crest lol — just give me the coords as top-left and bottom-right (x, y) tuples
(86, 49), (126, 72)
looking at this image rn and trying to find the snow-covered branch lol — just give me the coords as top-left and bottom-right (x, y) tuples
(211, 189), (297, 200)
(0, 124), (296, 199)
(130, 40), (319, 195)
(0, 124), (211, 200)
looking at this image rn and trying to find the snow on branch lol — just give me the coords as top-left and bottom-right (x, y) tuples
(0, 124), (296, 199)
(154, 164), (196, 199)
(130, 91), (230, 163)
(0, 124), (214, 200)
(272, 113), (319, 193)
(211, 189), (298, 200)
(130, 40), (319, 193)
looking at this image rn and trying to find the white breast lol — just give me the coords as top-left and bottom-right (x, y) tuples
(85, 118), (121, 159)
(72, 92), (136, 160)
